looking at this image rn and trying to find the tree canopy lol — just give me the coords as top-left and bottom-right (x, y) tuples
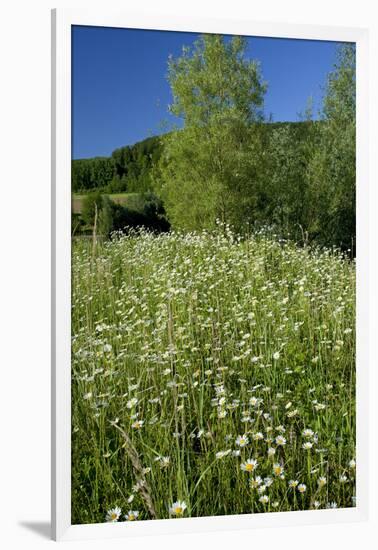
(154, 34), (268, 231)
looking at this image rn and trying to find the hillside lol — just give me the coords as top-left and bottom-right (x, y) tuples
(72, 135), (163, 194)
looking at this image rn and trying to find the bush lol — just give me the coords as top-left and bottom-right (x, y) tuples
(81, 191), (114, 237)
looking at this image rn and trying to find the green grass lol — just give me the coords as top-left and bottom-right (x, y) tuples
(71, 227), (356, 524)
(72, 193), (140, 214)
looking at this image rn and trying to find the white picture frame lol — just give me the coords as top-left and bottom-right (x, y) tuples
(51, 8), (369, 541)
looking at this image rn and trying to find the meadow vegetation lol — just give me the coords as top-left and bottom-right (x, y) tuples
(71, 35), (356, 524)
(72, 227), (355, 523)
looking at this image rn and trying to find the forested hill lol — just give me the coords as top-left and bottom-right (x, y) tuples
(72, 135), (163, 194)
(72, 122), (316, 194)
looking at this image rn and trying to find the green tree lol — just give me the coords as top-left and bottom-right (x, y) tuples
(307, 44), (356, 250)
(154, 34), (267, 231)
(264, 120), (318, 242)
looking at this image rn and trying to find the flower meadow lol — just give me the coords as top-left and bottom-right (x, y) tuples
(71, 227), (356, 524)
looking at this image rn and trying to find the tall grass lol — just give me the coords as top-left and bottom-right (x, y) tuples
(72, 226), (355, 524)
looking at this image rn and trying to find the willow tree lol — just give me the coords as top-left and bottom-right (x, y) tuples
(154, 34), (267, 231)
(307, 44), (356, 250)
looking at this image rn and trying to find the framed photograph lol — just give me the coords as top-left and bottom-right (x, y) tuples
(51, 8), (369, 541)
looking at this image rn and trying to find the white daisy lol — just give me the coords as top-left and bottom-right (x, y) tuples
(131, 420), (144, 429)
(235, 434), (249, 447)
(249, 476), (263, 489)
(125, 510), (139, 521)
(273, 463), (284, 477)
(317, 476), (327, 488)
(241, 458), (258, 473)
(265, 448), (275, 459)
(105, 506), (121, 522)
(169, 500), (187, 517)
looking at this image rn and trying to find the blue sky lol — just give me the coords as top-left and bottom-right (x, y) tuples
(72, 26), (345, 159)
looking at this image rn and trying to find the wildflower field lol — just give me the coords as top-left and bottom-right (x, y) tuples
(72, 228), (356, 524)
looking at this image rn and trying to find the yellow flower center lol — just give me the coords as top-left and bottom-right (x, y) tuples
(245, 463), (254, 472)
(174, 506), (183, 515)
(129, 514), (135, 520)
(111, 513), (117, 520)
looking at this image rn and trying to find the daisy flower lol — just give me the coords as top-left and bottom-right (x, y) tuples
(160, 456), (171, 468)
(169, 500), (187, 517)
(249, 396), (261, 407)
(259, 495), (269, 504)
(273, 463), (284, 477)
(267, 447), (276, 457)
(241, 458), (258, 473)
(125, 510), (139, 521)
(235, 434), (249, 447)
(249, 476), (263, 489)
(131, 420), (144, 429)
(297, 483), (307, 493)
(275, 435), (286, 446)
(264, 476), (274, 487)
(105, 506), (121, 522)
(317, 476), (327, 488)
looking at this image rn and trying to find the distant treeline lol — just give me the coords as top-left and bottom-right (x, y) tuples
(72, 136), (163, 194)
